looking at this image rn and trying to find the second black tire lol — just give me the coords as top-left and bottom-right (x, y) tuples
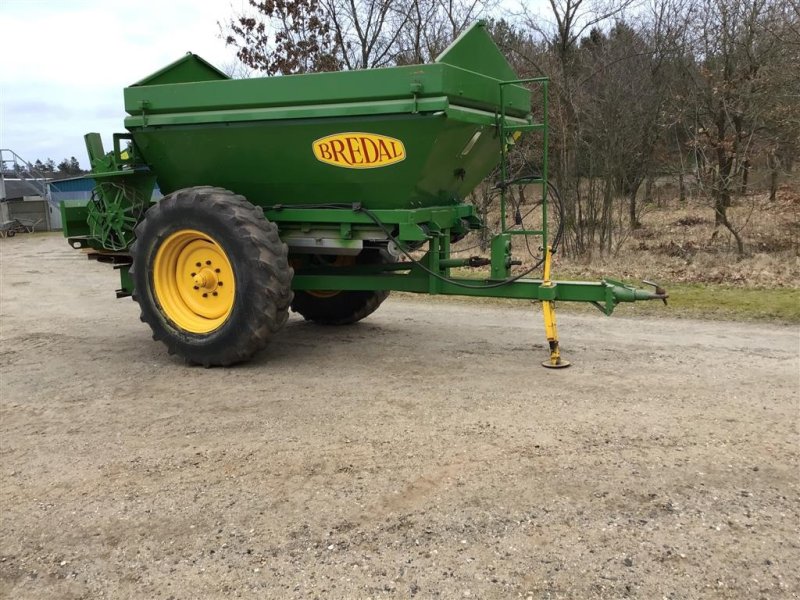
(291, 250), (391, 325)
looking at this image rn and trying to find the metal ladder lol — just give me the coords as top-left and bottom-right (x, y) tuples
(0, 148), (52, 202)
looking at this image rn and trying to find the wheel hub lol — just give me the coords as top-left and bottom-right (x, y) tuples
(153, 229), (236, 333)
(193, 269), (218, 290)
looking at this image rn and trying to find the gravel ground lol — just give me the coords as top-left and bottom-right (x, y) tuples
(1, 233), (798, 599)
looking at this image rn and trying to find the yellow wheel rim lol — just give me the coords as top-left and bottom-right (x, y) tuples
(153, 229), (236, 334)
(306, 289), (342, 299)
(306, 255), (355, 298)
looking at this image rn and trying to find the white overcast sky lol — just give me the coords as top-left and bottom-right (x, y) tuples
(1, 0), (540, 170)
(0, 0), (245, 168)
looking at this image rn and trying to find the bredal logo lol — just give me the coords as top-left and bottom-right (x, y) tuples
(313, 133), (406, 169)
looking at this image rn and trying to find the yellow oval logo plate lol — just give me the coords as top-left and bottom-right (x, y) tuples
(313, 132), (406, 169)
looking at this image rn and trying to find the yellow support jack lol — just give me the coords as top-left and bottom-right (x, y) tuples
(540, 246), (570, 369)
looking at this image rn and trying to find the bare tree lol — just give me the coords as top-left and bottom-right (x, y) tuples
(515, 0), (636, 256)
(685, 0), (785, 255)
(224, 0), (496, 72)
(395, 0), (497, 64)
(220, 59), (255, 79)
(222, 0), (340, 75)
(758, 0), (800, 200)
(319, 0), (408, 68)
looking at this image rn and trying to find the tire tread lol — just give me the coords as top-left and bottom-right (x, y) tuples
(130, 186), (292, 366)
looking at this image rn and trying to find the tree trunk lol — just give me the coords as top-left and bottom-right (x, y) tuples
(769, 152), (779, 202)
(714, 195), (745, 257)
(477, 187), (491, 251)
(628, 177), (643, 229)
(740, 159), (750, 195)
(600, 176), (614, 254)
(516, 186), (526, 225)
(679, 172), (686, 204)
(644, 175), (654, 205)
(713, 144), (743, 256)
(714, 137), (734, 226)
(629, 192), (638, 229)
(517, 185), (526, 206)
(714, 191), (727, 227)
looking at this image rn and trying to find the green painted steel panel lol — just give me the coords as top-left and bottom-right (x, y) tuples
(131, 111), (506, 209)
(436, 22), (518, 81)
(131, 53), (229, 87)
(124, 63), (529, 119)
(60, 201), (91, 237)
(124, 98), (447, 128)
(290, 271), (658, 310)
(120, 21), (531, 211)
(123, 23), (528, 120)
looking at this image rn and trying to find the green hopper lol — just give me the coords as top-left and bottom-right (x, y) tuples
(62, 21), (667, 368)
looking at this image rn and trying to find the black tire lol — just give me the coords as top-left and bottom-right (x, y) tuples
(129, 186), (293, 366)
(291, 249), (391, 325)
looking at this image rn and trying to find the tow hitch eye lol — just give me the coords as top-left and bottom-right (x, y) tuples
(642, 280), (669, 305)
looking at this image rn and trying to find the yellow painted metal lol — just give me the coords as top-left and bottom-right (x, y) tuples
(540, 246), (570, 369)
(153, 229), (236, 333)
(304, 255), (355, 298)
(312, 132), (406, 169)
(306, 289), (342, 299)
(542, 300), (557, 342)
(542, 243), (553, 283)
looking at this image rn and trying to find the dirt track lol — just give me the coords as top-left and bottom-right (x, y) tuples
(1, 233), (798, 599)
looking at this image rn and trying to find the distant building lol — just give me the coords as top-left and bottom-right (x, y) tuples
(47, 175), (162, 232)
(0, 178), (48, 202)
(0, 178), (53, 232)
(49, 175), (163, 203)
(48, 175), (97, 204)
